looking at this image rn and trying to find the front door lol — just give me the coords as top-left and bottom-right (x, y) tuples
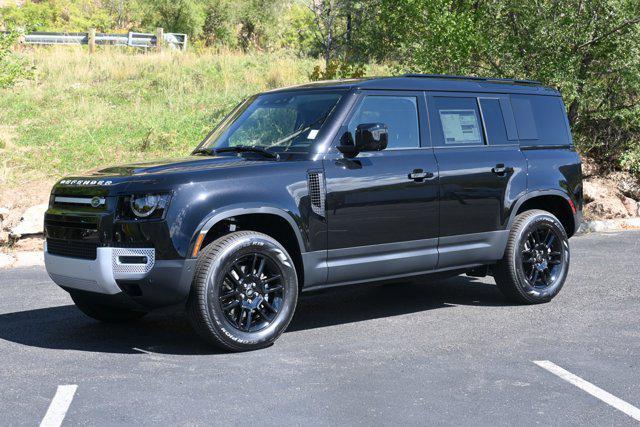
(323, 91), (439, 285)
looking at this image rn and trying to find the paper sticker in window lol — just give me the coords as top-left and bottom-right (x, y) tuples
(439, 109), (482, 145)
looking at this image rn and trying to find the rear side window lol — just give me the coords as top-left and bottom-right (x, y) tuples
(433, 97), (484, 146)
(479, 98), (509, 145)
(348, 95), (420, 149)
(511, 95), (570, 146)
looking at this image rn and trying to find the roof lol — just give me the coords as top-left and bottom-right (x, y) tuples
(267, 74), (560, 96)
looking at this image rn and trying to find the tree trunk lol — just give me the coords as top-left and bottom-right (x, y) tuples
(568, 52), (594, 126)
(324, 2), (333, 67)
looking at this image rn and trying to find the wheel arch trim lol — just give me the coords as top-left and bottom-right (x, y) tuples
(189, 204), (306, 258)
(508, 190), (576, 232)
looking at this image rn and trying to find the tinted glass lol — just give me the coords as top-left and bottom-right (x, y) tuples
(511, 95), (570, 146)
(479, 98), (509, 145)
(433, 97), (484, 146)
(348, 96), (420, 149)
(201, 91), (343, 154)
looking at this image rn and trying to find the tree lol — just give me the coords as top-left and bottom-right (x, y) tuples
(475, 0), (640, 168)
(305, 0), (363, 67)
(354, 0), (640, 171)
(202, 0), (235, 47)
(141, 0), (206, 38)
(235, 0), (282, 51)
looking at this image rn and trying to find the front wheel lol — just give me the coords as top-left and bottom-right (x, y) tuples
(187, 231), (299, 352)
(494, 209), (570, 304)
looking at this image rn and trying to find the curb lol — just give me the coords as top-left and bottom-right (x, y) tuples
(0, 251), (44, 269)
(578, 217), (640, 234)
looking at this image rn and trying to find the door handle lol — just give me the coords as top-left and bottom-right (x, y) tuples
(408, 169), (435, 181)
(491, 164), (513, 176)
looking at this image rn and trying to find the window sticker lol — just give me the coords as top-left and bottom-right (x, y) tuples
(439, 109), (482, 145)
(307, 129), (319, 140)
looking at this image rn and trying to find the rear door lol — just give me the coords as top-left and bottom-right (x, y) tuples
(323, 90), (439, 285)
(427, 92), (527, 268)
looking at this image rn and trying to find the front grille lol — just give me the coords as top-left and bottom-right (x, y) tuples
(45, 213), (99, 229)
(45, 218), (98, 230)
(47, 238), (98, 260)
(52, 195), (106, 210)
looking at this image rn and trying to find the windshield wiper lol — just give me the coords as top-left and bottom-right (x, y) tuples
(213, 146), (279, 160)
(192, 146), (278, 159)
(192, 147), (216, 156)
(269, 111), (331, 148)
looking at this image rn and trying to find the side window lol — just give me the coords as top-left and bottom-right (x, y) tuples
(511, 95), (570, 146)
(510, 96), (538, 140)
(433, 97), (484, 146)
(348, 95), (420, 149)
(479, 98), (509, 145)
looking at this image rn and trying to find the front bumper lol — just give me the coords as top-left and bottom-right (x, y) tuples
(45, 245), (155, 294)
(45, 243), (197, 308)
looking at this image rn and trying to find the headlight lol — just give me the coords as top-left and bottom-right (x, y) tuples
(119, 193), (171, 220)
(131, 194), (160, 217)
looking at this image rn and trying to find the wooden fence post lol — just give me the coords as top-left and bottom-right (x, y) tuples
(156, 27), (164, 52)
(17, 28), (26, 52)
(88, 28), (96, 54)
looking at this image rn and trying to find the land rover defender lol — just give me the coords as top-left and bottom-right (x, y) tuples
(44, 75), (583, 351)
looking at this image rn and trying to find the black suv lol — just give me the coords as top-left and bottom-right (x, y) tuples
(44, 75), (583, 351)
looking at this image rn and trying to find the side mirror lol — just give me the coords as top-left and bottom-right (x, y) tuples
(337, 123), (388, 157)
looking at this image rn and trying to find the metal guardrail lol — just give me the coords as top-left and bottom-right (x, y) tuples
(16, 30), (187, 51)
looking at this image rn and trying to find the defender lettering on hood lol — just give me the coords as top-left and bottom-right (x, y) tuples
(58, 179), (114, 186)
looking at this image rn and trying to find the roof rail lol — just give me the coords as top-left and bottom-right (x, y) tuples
(403, 74), (541, 85)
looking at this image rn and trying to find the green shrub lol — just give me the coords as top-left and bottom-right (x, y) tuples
(0, 33), (33, 88)
(621, 144), (640, 176)
(0, 0), (116, 32)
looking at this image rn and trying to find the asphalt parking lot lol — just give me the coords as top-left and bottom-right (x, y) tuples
(1, 231), (639, 426)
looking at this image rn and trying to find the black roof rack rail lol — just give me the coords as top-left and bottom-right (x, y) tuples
(403, 73), (541, 85)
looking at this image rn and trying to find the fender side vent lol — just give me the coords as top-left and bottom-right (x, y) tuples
(307, 170), (326, 217)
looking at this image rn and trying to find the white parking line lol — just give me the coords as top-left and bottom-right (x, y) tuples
(534, 360), (640, 422)
(40, 385), (78, 427)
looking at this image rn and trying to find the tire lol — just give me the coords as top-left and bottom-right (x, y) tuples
(70, 293), (147, 323)
(186, 231), (299, 352)
(494, 209), (570, 304)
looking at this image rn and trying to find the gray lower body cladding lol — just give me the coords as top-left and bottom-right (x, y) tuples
(302, 230), (509, 290)
(45, 245), (197, 308)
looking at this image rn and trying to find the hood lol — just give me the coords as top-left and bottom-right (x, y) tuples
(52, 155), (266, 196)
(88, 155), (252, 177)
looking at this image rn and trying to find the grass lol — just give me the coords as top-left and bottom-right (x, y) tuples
(0, 47), (388, 189)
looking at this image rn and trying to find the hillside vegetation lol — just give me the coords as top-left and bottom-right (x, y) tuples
(0, 48), (349, 186)
(2, 0), (639, 177)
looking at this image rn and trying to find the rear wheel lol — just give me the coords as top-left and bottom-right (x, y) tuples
(70, 293), (147, 323)
(187, 231), (298, 352)
(494, 209), (570, 304)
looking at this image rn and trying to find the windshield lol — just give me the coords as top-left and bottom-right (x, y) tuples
(199, 91), (344, 154)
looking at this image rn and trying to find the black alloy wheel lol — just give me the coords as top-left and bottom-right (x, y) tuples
(519, 224), (565, 289)
(494, 209), (570, 304)
(218, 253), (285, 333)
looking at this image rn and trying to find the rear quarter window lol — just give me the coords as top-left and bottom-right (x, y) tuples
(511, 95), (570, 146)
